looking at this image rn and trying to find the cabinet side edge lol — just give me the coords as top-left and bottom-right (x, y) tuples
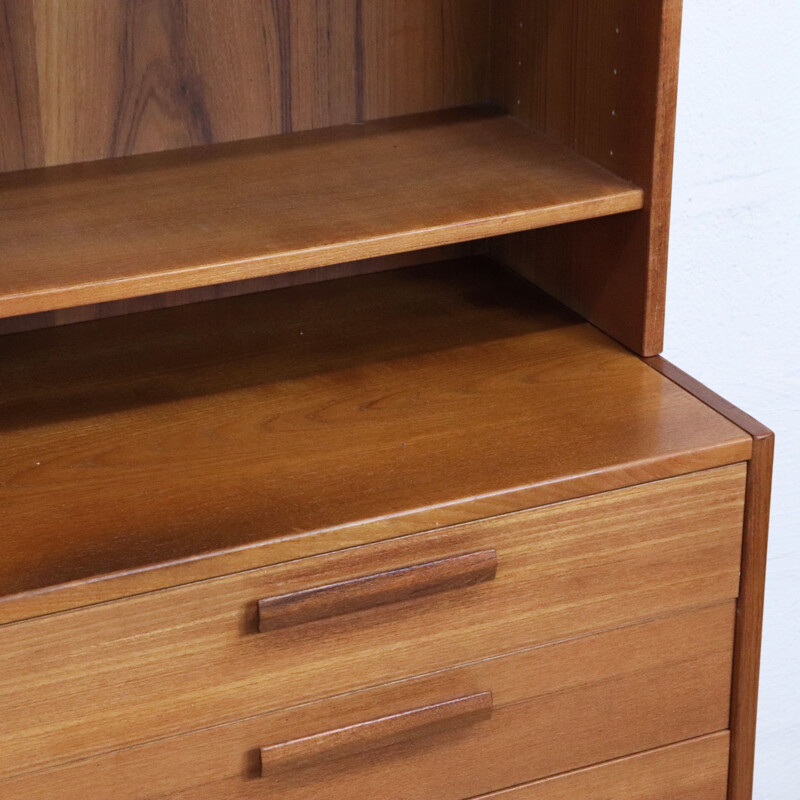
(643, 355), (774, 800)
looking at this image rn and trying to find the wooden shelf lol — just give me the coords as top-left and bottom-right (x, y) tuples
(0, 108), (643, 319)
(1, 257), (749, 621)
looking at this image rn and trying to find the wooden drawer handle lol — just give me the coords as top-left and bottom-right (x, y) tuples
(258, 549), (497, 632)
(259, 691), (493, 776)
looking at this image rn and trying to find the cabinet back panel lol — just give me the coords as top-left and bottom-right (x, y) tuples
(0, 0), (492, 172)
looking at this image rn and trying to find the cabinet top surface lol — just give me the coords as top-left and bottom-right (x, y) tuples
(0, 256), (750, 618)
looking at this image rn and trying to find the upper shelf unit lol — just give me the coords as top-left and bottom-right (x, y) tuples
(0, 108), (641, 319)
(0, 0), (681, 354)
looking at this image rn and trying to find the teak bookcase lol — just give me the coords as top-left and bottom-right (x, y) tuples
(0, 3), (772, 799)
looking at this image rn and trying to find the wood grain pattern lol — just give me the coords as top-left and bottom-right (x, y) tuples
(0, 0), (491, 326)
(260, 692), (493, 775)
(490, 0), (683, 355)
(0, 604), (735, 798)
(0, 0), (43, 169)
(644, 356), (774, 800)
(0, 243), (480, 336)
(0, 259), (752, 620)
(0, 0), (492, 172)
(360, 0), (491, 120)
(0, 108), (643, 318)
(0, 466), (746, 778)
(0, 1), (682, 347)
(477, 733), (730, 800)
(258, 551), (497, 632)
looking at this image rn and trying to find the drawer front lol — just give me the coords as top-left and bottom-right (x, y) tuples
(0, 465), (745, 777)
(0, 604), (735, 800)
(476, 733), (730, 800)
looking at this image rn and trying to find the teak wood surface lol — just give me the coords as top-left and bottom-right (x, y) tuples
(0, 259), (751, 620)
(0, 603), (735, 799)
(0, 109), (642, 318)
(0, 0), (494, 172)
(0, 466), (745, 778)
(492, 0), (683, 354)
(645, 357), (774, 800)
(257, 550), (498, 632)
(478, 733), (730, 800)
(0, 243), (480, 336)
(0, 0), (681, 354)
(0, 3), (769, 798)
(259, 692), (494, 776)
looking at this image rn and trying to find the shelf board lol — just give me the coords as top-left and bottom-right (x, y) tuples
(1, 257), (750, 621)
(0, 108), (643, 318)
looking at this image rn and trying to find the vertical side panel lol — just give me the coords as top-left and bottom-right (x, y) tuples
(490, 0), (682, 356)
(727, 429), (774, 800)
(644, 356), (774, 800)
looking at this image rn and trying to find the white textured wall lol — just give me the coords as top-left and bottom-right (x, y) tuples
(665, 2), (800, 796)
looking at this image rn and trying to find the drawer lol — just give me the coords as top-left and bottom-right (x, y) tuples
(476, 733), (730, 800)
(0, 603), (735, 800)
(0, 465), (745, 777)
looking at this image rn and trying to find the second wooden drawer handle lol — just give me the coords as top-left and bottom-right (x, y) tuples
(258, 549), (497, 632)
(260, 691), (493, 776)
